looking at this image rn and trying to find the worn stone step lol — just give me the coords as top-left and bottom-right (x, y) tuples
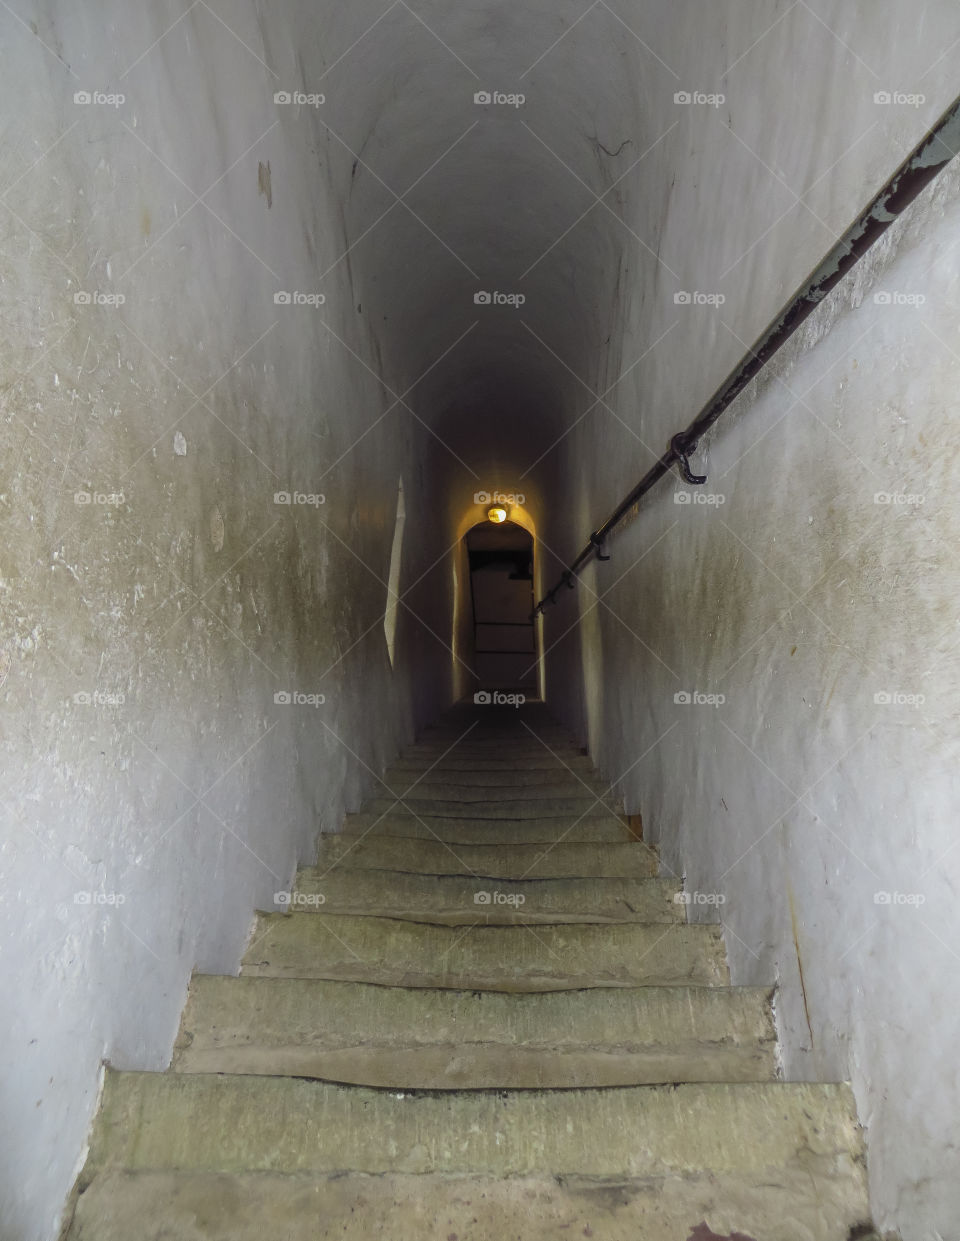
(420, 723), (561, 730)
(278, 871), (681, 925)
(382, 765), (604, 789)
(413, 737), (576, 754)
(61, 701), (877, 1241)
(378, 777), (613, 803)
(172, 977), (777, 1087)
(341, 812), (631, 843)
(388, 754), (596, 773)
(312, 838), (659, 878)
(391, 739), (592, 759)
(81, 1071), (865, 1185)
(402, 737), (584, 754)
(416, 740), (576, 753)
(364, 795), (617, 820)
(241, 914), (729, 990)
(407, 733), (576, 742)
(417, 724), (573, 739)
(64, 1166), (874, 1241)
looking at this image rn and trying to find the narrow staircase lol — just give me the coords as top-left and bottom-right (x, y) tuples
(64, 701), (875, 1240)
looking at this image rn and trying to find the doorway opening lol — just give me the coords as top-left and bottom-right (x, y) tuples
(464, 519), (538, 692)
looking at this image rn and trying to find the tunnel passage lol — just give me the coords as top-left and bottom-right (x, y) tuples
(464, 517), (537, 690)
(4, 4), (959, 1239)
(321, 3), (637, 562)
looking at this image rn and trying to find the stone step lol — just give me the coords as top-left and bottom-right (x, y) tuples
(388, 755), (596, 773)
(382, 765), (604, 789)
(312, 837), (659, 878)
(61, 702), (877, 1241)
(81, 1071), (865, 1185)
(341, 812), (632, 843)
(416, 740), (576, 753)
(416, 733), (572, 742)
(417, 724), (573, 738)
(277, 871), (681, 925)
(64, 1166), (874, 1241)
(241, 914), (729, 990)
(420, 715), (561, 725)
(363, 794), (617, 820)
(377, 777), (613, 803)
(172, 977), (778, 1087)
(401, 743), (587, 760)
(413, 735), (576, 752)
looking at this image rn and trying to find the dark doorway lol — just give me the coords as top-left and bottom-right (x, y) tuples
(465, 520), (537, 691)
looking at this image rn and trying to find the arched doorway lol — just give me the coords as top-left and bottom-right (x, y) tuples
(464, 519), (538, 692)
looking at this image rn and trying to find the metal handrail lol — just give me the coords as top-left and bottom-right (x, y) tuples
(534, 92), (960, 616)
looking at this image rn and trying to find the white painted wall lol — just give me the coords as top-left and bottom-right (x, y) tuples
(0, 5), (452, 1238)
(539, 5), (960, 1236)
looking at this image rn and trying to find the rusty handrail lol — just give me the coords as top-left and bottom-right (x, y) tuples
(534, 92), (960, 616)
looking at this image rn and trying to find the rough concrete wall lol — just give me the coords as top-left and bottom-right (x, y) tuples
(543, 3), (960, 1235)
(0, 5), (451, 1239)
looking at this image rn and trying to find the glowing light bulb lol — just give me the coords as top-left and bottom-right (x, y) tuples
(487, 506), (508, 523)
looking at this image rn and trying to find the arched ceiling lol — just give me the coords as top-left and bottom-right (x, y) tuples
(312, 0), (658, 483)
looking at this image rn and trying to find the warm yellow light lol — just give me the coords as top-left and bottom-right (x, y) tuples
(487, 506), (508, 524)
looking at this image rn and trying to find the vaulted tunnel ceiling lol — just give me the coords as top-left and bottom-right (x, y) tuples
(312, 0), (654, 483)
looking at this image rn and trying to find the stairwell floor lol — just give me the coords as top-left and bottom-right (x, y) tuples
(63, 700), (876, 1241)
